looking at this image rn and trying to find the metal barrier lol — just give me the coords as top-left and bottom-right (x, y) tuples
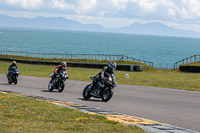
(0, 50), (154, 66)
(174, 55), (200, 69)
(154, 63), (175, 69)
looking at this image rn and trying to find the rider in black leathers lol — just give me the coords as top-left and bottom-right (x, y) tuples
(8, 61), (18, 77)
(89, 62), (117, 88)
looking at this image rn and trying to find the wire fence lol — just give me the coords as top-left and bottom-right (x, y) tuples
(174, 54), (200, 69)
(0, 51), (154, 66)
(154, 63), (175, 69)
(2, 51), (198, 69)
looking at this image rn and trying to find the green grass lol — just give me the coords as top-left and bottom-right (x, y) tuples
(181, 62), (200, 66)
(1, 60), (200, 91)
(116, 70), (200, 91)
(0, 92), (146, 133)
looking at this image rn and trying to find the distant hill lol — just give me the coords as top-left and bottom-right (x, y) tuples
(110, 22), (200, 38)
(0, 14), (200, 38)
(0, 14), (105, 32)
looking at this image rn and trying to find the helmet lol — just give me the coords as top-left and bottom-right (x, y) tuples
(108, 62), (117, 70)
(12, 61), (16, 65)
(61, 62), (67, 69)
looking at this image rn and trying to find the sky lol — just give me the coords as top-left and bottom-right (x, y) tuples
(0, 0), (200, 32)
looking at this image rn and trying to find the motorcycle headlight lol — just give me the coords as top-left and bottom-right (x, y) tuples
(109, 77), (112, 82)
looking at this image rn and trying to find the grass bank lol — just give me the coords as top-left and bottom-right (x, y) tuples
(181, 62), (200, 66)
(1, 60), (200, 91)
(0, 92), (145, 133)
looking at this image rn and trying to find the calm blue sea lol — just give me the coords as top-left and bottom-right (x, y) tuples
(0, 27), (200, 66)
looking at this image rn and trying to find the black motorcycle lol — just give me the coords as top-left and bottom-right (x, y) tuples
(48, 70), (68, 92)
(6, 67), (20, 85)
(83, 74), (117, 102)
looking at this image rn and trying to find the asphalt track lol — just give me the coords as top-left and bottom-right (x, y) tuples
(0, 74), (200, 132)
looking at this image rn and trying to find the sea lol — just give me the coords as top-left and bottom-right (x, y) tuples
(0, 27), (200, 68)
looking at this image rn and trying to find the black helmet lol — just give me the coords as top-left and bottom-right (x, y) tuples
(61, 62), (67, 69)
(108, 62), (117, 70)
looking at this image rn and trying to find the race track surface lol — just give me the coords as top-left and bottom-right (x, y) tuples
(0, 74), (200, 131)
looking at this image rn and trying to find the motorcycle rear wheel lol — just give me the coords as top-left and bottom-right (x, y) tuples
(83, 85), (92, 99)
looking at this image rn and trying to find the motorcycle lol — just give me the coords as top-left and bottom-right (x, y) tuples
(48, 70), (68, 92)
(82, 74), (117, 102)
(6, 67), (20, 85)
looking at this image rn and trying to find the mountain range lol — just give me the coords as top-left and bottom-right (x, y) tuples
(0, 14), (200, 38)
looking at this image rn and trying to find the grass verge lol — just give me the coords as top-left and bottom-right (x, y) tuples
(181, 62), (200, 66)
(1, 60), (200, 91)
(0, 92), (146, 133)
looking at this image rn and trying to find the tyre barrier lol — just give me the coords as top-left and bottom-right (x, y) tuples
(0, 57), (142, 72)
(179, 66), (200, 73)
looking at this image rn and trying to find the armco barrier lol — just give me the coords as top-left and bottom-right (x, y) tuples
(0, 58), (142, 72)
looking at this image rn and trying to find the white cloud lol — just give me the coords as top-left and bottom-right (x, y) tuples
(110, 0), (128, 10)
(49, 0), (97, 14)
(180, 0), (200, 18)
(168, 8), (176, 17)
(76, 0), (97, 13)
(50, 0), (75, 10)
(130, 0), (158, 13)
(5, 0), (43, 9)
(109, 0), (158, 13)
(99, 10), (106, 16)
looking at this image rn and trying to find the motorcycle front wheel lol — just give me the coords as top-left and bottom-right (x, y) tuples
(58, 82), (65, 92)
(101, 88), (113, 102)
(82, 85), (92, 99)
(6, 74), (11, 84)
(14, 77), (17, 85)
(48, 81), (54, 91)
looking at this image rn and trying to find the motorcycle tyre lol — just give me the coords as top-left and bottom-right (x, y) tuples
(58, 82), (65, 93)
(48, 81), (54, 92)
(14, 77), (17, 85)
(6, 74), (11, 84)
(82, 85), (92, 99)
(101, 88), (113, 102)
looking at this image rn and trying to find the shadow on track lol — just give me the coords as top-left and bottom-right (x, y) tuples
(41, 90), (60, 93)
(0, 83), (12, 85)
(77, 98), (104, 102)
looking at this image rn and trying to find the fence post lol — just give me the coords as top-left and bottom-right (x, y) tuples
(195, 55), (197, 62)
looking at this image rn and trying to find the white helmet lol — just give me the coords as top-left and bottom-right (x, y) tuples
(108, 62), (117, 70)
(61, 62), (67, 69)
(12, 61), (17, 65)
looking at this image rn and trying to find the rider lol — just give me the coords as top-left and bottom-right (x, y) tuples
(89, 61), (117, 88)
(50, 62), (67, 82)
(8, 61), (19, 77)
